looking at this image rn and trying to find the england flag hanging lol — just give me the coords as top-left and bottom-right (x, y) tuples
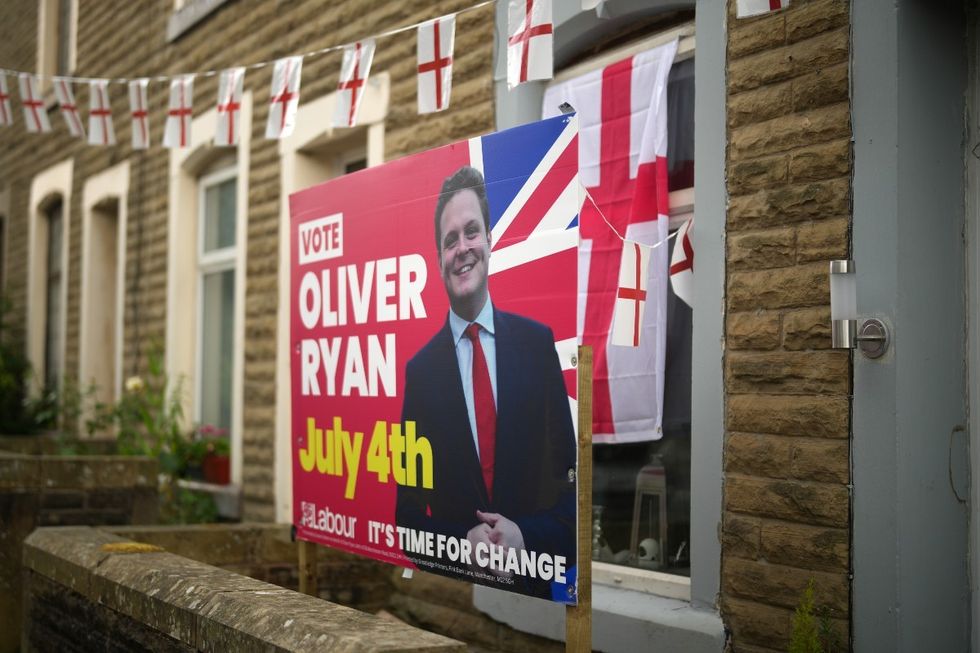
(543, 39), (678, 443)
(266, 57), (301, 140)
(53, 77), (85, 139)
(0, 74), (12, 127)
(334, 40), (375, 128)
(736, 0), (789, 18)
(129, 79), (150, 150)
(417, 15), (455, 114)
(670, 217), (693, 308)
(163, 76), (194, 148)
(88, 79), (116, 146)
(507, 0), (553, 89)
(216, 67), (245, 147)
(19, 74), (51, 133)
(610, 240), (651, 348)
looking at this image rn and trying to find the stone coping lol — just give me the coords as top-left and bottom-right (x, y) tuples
(23, 527), (465, 652)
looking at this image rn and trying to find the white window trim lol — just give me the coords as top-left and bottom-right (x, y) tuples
(0, 186), (9, 292)
(166, 93), (251, 487)
(273, 73), (390, 523)
(37, 0), (78, 94)
(195, 165), (238, 431)
(27, 158), (73, 394)
(79, 161), (129, 405)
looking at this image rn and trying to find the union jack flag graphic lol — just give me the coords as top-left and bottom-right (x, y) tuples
(476, 114), (581, 401)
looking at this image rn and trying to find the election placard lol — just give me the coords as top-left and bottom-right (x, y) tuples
(290, 114), (580, 603)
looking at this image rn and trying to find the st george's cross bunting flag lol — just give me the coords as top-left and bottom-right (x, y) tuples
(266, 57), (302, 140)
(53, 78), (85, 139)
(736, 0), (789, 18)
(0, 74), (12, 127)
(507, 0), (553, 89)
(334, 40), (375, 128)
(19, 74), (51, 134)
(417, 15), (455, 114)
(163, 76), (194, 148)
(129, 79), (151, 150)
(216, 67), (245, 147)
(543, 39), (677, 443)
(88, 79), (116, 146)
(610, 240), (651, 348)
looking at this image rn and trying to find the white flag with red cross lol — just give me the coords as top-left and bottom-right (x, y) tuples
(736, 0), (789, 18)
(670, 217), (693, 308)
(53, 77), (85, 139)
(266, 57), (302, 140)
(507, 0), (553, 89)
(163, 76), (194, 148)
(610, 240), (651, 347)
(0, 74), (12, 127)
(19, 74), (50, 133)
(88, 79), (116, 146)
(543, 39), (677, 443)
(334, 40), (375, 128)
(216, 67), (245, 147)
(417, 15), (455, 114)
(129, 79), (150, 150)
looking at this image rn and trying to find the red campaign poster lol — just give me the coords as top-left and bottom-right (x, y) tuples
(290, 114), (580, 603)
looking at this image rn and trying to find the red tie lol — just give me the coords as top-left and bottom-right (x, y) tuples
(465, 323), (496, 501)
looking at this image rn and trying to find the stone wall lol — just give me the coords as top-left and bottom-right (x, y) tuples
(722, 1), (852, 651)
(0, 450), (157, 653)
(0, 0), (495, 522)
(22, 526), (464, 652)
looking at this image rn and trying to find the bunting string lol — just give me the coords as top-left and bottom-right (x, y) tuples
(0, 0), (496, 85)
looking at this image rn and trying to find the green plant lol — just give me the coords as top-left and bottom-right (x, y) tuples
(789, 578), (842, 653)
(0, 294), (44, 434)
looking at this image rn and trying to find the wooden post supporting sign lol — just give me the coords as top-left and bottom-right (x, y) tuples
(298, 538), (318, 597)
(566, 345), (593, 652)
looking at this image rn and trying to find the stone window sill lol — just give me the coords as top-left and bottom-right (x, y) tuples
(175, 478), (241, 519)
(473, 578), (725, 653)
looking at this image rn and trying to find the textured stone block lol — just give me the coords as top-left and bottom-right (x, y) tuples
(728, 28), (847, 94)
(796, 217), (849, 263)
(789, 138), (850, 183)
(727, 393), (849, 438)
(725, 433), (792, 479)
(730, 104), (850, 160)
(722, 513), (762, 559)
(783, 306), (833, 350)
(723, 557), (848, 614)
(729, 14), (786, 58)
(729, 155), (789, 194)
(729, 178), (850, 231)
(727, 262), (828, 311)
(791, 438), (849, 484)
(760, 521), (849, 572)
(793, 61), (850, 113)
(725, 476), (849, 527)
(728, 227), (796, 270)
(728, 311), (782, 350)
(729, 81), (793, 129)
(725, 350), (850, 394)
(787, 0), (850, 43)
(722, 596), (793, 650)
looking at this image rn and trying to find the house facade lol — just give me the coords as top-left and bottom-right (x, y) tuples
(0, 0), (974, 651)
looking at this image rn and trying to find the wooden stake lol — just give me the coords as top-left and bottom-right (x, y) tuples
(566, 345), (592, 652)
(298, 539), (318, 597)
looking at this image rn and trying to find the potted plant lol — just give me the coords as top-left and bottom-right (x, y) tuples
(195, 424), (231, 485)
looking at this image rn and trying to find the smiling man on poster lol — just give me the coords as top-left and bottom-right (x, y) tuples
(395, 165), (576, 599)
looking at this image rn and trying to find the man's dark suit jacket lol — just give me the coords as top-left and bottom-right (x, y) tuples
(396, 308), (576, 595)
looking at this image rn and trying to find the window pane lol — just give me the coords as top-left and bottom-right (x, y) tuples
(44, 201), (64, 391)
(203, 177), (236, 252)
(667, 57), (694, 190)
(200, 269), (234, 432)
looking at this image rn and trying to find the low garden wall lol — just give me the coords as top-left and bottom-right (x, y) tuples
(22, 527), (464, 652)
(0, 447), (158, 653)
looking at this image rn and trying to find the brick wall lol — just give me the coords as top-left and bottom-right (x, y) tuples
(0, 0), (494, 520)
(0, 450), (158, 653)
(722, 1), (852, 651)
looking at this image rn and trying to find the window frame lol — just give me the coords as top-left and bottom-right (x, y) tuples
(37, 0), (77, 96)
(195, 166), (238, 432)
